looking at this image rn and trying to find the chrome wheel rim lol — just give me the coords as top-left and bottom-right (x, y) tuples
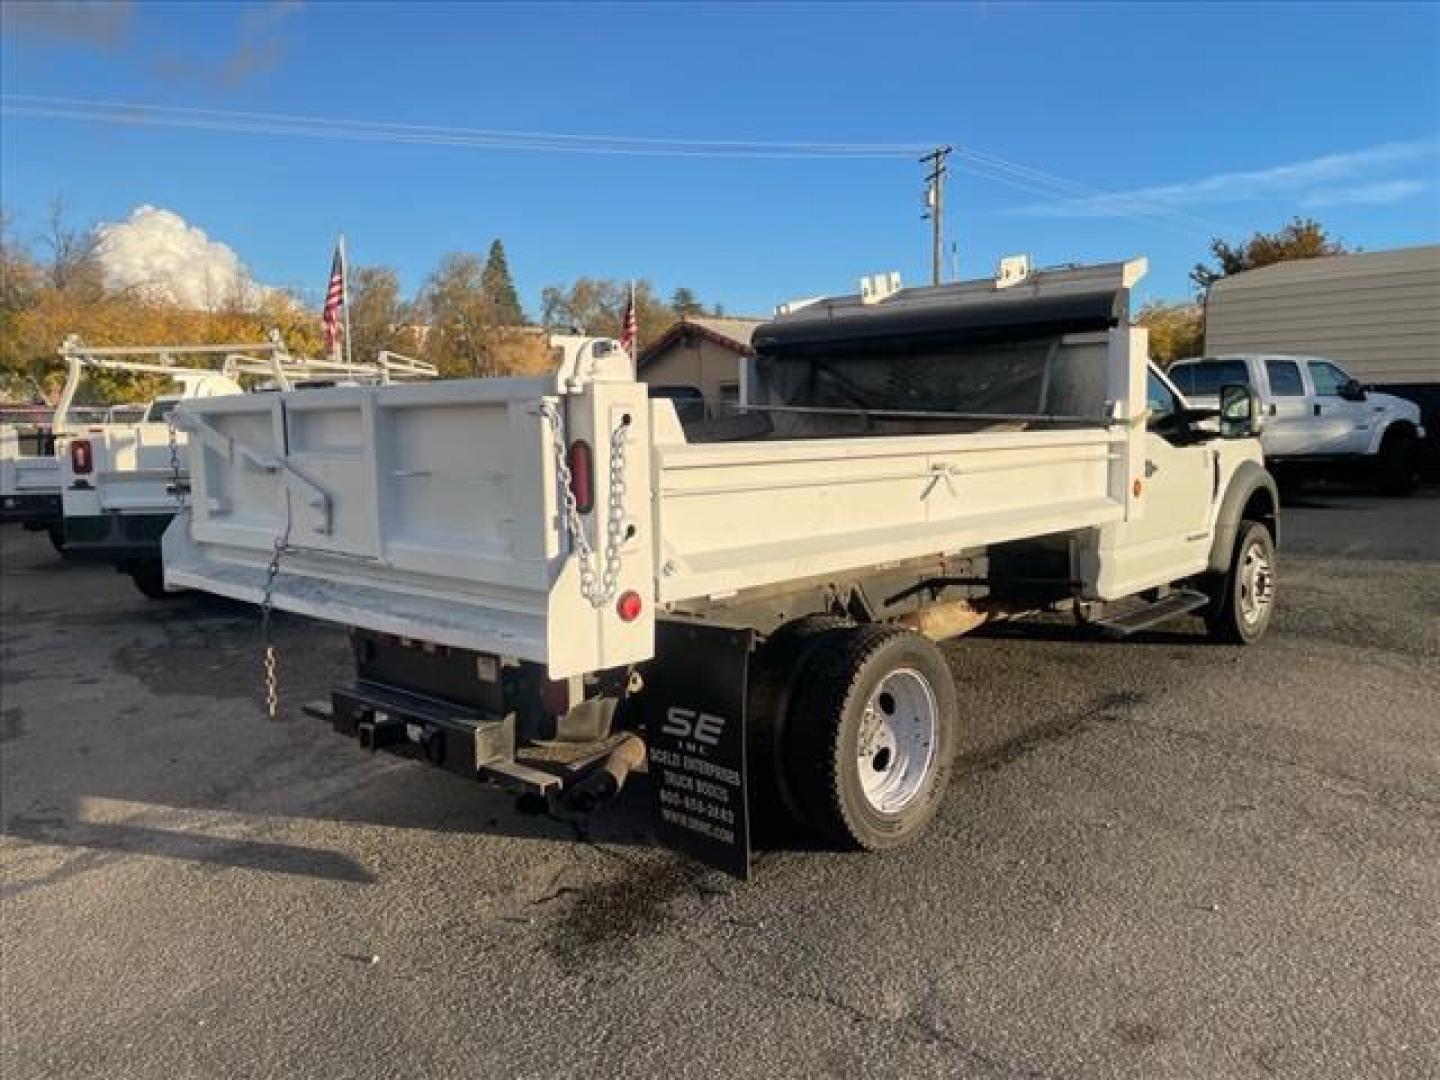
(1238, 539), (1275, 628)
(855, 668), (937, 814)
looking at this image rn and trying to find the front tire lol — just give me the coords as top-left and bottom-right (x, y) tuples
(786, 625), (958, 851)
(127, 559), (182, 600)
(1376, 427), (1418, 497)
(1203, 520), (1276, 644)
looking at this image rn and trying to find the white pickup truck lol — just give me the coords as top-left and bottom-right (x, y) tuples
(164, 259), (1279, 877)
(58, 338), (437, 597)
(1168, 354), (1426, 495)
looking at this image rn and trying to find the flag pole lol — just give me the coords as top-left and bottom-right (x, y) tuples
(340, 233), (353, 368)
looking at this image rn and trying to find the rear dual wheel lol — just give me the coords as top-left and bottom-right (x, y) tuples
(779, 624), (958, 851)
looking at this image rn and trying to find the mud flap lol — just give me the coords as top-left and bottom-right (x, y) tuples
(645, 620), (754, 880)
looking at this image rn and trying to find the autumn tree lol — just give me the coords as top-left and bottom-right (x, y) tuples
(1190, 217), (1348, 291)
(1137, 301), (1204, 366)
(347, 265), (411, 362)
(482, 240), (524, 326)
(540, 278), (674, 350)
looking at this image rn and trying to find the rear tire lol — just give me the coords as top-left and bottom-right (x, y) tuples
(46, 523), (65, 553)
(1376, 427), (1418, 497)
(1203, 520), (1276, 645)
(747, 615), (849, 835)
(786, 625), (957, 851)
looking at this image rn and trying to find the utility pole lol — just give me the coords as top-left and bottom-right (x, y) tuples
(919, 145), (953, 286)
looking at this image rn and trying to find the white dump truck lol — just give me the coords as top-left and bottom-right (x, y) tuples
(58, 337), (436, 597)
(164, 259), (1279, 877)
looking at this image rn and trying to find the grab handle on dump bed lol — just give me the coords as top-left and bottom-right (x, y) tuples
(173, 409), (333, 535)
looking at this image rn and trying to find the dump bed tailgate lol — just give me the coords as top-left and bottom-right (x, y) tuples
(163, 372), (656, 677)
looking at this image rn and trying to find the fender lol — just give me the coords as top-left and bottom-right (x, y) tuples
(1207, 459), (1280, 574)
(1365, 416), (1418, 457)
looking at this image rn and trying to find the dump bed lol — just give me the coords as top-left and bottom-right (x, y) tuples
(166, 270), (1150, 679)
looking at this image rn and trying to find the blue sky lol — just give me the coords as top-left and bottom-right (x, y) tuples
(3, 1), (1438, 315)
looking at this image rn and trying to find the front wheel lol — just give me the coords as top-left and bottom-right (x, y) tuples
(127, 559), (184, 601)
(1376, 428), (1418, 497)
(786, 625), (958, 851)
(1203, 520), (1276, 644)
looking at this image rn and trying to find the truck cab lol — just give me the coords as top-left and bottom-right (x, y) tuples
(1168, 354), (1425, 494)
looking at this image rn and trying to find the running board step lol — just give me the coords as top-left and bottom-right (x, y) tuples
(1092, 589), (1209, 638)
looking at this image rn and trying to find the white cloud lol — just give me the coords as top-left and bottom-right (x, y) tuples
(94, 205), (269, 310)
(1011, 139), (1438, 218)
(1300, 179), (1430, 208)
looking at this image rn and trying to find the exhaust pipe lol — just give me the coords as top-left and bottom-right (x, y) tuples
(562, 734), (647, 813)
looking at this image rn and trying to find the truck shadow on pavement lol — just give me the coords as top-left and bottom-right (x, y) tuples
(1, 815), (377, 899)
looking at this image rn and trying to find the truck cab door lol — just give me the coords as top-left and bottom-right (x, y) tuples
(1258, 358), (1312, 458)
(1306, 360), (1371, 455)
(1101, 369), (1215, 595)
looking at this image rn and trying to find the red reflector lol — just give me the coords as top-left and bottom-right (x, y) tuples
(616, 590), (643, 622)
(70, 438), (93, 475)
(567, 440), (594, 514)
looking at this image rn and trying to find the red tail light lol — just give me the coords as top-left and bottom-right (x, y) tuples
(70, 438), (93, 475)
(616, 590), (643, 622)
(567, 440), (594, 514)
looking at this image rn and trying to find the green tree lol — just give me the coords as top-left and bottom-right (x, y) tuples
(1190, 217), (1347, 291)
(1137, 300), (1204, 366)
(482, 239), (524, 326)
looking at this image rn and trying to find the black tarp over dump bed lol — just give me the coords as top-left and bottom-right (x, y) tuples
(698, 266), (1134, 440)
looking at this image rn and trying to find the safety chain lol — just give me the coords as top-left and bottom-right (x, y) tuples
(539, 399), (631, 608)
(258, 516), (293, 721)
(166, 415), (187, 510)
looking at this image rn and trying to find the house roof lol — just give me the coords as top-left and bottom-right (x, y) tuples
(638, 316), (765, 368)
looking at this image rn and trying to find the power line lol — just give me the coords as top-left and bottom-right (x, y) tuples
(0, 95), (934, 159)
(956, 147), (1226, 237)
(2, 93), (1228, 237)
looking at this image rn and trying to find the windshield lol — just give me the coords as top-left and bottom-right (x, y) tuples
(1169, 360), (1250, 396)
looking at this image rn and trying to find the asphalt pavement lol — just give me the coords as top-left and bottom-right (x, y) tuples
(2, 489), (1437, 1079)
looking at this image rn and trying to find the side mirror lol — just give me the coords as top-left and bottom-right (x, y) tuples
(1218, 383), (1262, 438)
(1338, 378), (1367, 402)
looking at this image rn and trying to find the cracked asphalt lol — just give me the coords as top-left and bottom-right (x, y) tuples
(2, 489), (1437, 1079)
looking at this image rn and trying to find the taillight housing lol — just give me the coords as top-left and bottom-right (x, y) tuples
(70, 438), (93, 475)
(616, 590), (643, 622)
(567, 440), (593, 514)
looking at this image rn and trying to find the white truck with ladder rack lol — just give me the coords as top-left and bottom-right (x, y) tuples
(164, 258), (1280, 878)
(57, 334), (436, 597)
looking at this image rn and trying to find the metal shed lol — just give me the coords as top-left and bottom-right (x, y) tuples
(1204, 244), (1440, 385)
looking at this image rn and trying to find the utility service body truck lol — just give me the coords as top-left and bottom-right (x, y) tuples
(57, 336), (436, 597)
(0, 425), (63, 533)
(164, 259), (1279, 878)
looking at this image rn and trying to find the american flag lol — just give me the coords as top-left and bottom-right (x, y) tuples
(322, 244), (345, 353)
(618, 284), (638, 357)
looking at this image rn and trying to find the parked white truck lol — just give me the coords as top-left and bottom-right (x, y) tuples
(164, 259), (1279, 877)
(59, 336), (437, 597)
(1168, 354), (1425, 495)
(0, 425), (63, 537)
